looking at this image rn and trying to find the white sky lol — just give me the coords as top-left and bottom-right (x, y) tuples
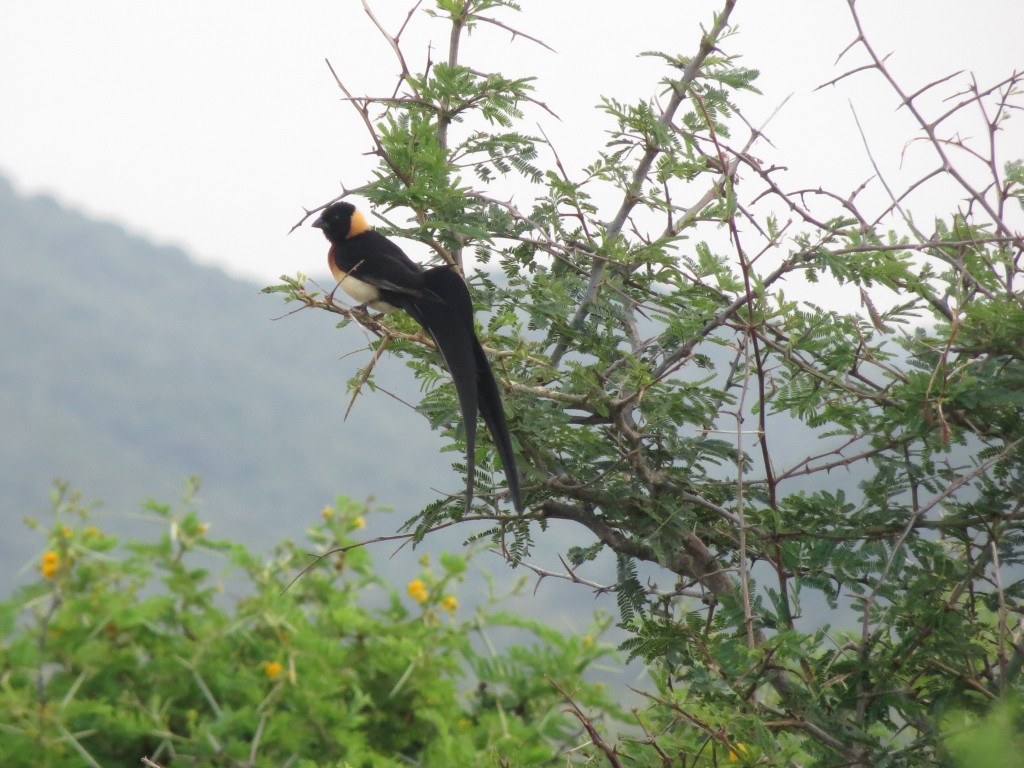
(1, 1), (1020, 285)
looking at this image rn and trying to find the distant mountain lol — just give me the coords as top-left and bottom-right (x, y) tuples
(0, 175), (456, 587)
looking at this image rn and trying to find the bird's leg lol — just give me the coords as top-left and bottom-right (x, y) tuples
(324, 291), (381, 329)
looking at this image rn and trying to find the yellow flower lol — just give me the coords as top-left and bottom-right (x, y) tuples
(321, 506), (334, 519)
(41, 551), (60, 579)
(60, 526), (73, 539)
(728, 743), (748, 762)
(84, 526), (101, 539)
(407, 579), (429, 603)
(260, 661), (283, 680)
(441, 595), (458, 612)
(197, 523), (210, 535)
(353, 516), (366, 530)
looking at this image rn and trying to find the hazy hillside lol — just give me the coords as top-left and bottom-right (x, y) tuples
(0, 175), (456, 587)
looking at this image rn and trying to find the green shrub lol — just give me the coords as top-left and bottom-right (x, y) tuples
(1, 482), (623, 767)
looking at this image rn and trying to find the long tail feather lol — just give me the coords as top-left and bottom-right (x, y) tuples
(412, 268), (481, 514)
(474, 339), (523, 512)
(410, 266), (523, 513)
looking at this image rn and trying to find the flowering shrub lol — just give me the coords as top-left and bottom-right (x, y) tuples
(0, 483), (621, 767)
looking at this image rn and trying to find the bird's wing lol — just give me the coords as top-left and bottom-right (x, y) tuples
(333, 232), (430, 299)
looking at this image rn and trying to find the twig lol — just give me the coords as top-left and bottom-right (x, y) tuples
(549, 678), (624, 768)
(344, 337), (392, 421)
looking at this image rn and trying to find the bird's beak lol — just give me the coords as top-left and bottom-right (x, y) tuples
(311, 214), (326, 229)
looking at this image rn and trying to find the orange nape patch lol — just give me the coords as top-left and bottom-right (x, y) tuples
(346, 209), (371, 238)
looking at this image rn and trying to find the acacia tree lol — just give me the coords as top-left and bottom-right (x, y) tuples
(272, 1), (1024, 764)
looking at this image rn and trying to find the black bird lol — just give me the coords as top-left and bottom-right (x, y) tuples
(312, 201), (523, 513)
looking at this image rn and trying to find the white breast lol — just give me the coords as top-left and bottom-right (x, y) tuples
(336, 271), (399, 313)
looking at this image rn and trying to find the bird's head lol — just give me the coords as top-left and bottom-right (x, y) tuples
(312, 201), (369, 242)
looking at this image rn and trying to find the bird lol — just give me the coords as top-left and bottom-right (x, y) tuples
(312, 201), (523, 514)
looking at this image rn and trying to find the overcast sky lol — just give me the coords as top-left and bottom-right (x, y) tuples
(2, 1), (1020, 285)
